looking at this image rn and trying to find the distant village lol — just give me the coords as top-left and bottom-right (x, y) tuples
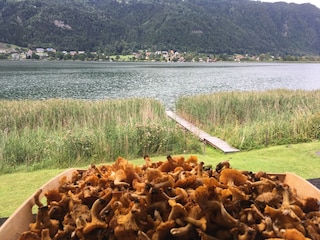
(1, 43), (319, 62)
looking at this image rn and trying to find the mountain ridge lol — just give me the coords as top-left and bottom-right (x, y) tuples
(1, 0), (320, 55)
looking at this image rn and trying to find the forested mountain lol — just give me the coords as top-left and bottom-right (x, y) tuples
(1, 0), (320, 55)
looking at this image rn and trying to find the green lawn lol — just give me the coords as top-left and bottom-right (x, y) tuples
(1, 141), (319, 218)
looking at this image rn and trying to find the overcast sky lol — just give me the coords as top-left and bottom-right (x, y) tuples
(261, 0), (320, 9)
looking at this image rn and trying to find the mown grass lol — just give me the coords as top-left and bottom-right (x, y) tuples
(176, 89), (320, 150)
(0, 169), (64, 218)
(0, 98), (201, 174)
(1, 141), (319, 218)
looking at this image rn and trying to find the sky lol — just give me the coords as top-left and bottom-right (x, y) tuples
(261, 0), (320, 9)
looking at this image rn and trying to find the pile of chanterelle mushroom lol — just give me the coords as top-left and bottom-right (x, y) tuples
(19, 155), (320, 240)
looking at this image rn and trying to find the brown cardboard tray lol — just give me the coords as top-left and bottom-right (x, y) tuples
(0, 168), (78, 240)
(0, 170), (319, 240)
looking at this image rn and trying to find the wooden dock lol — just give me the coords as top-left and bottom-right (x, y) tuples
(166, 111), (239, 153)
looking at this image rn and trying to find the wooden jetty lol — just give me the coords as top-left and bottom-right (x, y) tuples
(166, 111), (239, 153)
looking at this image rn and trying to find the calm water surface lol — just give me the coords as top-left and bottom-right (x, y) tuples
(0, 61), (319, 108)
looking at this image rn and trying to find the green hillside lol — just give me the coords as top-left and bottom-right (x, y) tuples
(0, 0), (320, 55)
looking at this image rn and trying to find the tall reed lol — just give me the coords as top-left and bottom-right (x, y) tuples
(176, 89), (320, 150)
(0, 98), (201, 173)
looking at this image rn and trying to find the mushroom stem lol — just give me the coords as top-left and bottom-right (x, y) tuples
(250, 204), (265, 219)
(34, 189), (44, 208)
(197, 162), (204, 177)
(170, 223), (193, 237)
(152, 176), (174, 190)
(167, 200), (187, 220)
(143, 155), (153, 168)
(39, 206), (59, 238)
(138, 230), (151, 240)
(261, 216), (276, 238)
(184, 216), (207, 231)
(91, 164), (105, 177)
(247, 178), (276, 194)
(114, 179), (130, 188)
(41, 228), (52, 240)
(306, 221), (320, 240)
(218, 201), (239, 227)
(29, 208), (43, 234)
(99, 190), (118, 221)
(83, 198), (108, 234)
(280, 187), (304, 221)
(160, 187), (188, 202)
(113, 169), (130, 188)
(203, 200), (238, 227)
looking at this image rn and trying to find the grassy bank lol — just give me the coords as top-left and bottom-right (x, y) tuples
(1, 90), (320, 217)
(1, 141), (319, 218)
(176, 89), (320, 150)
(1, 90), (320, 173)
(0, 98), (201, 174)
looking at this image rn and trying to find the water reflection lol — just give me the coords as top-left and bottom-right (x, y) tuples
(0, 61), (319, 108)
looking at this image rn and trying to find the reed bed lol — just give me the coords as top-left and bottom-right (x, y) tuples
(0, 98), (201, 173)
(176, 89), (320, 150)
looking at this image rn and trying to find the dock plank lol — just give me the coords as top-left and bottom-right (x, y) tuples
(166, 111), (239, 153)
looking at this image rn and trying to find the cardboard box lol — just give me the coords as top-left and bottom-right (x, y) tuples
(0, 168), (77, 240)
(0, 170), (319, 240)
(271, 173), (320, 200)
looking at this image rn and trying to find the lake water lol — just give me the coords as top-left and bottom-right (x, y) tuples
(0, 61), (319, 109)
